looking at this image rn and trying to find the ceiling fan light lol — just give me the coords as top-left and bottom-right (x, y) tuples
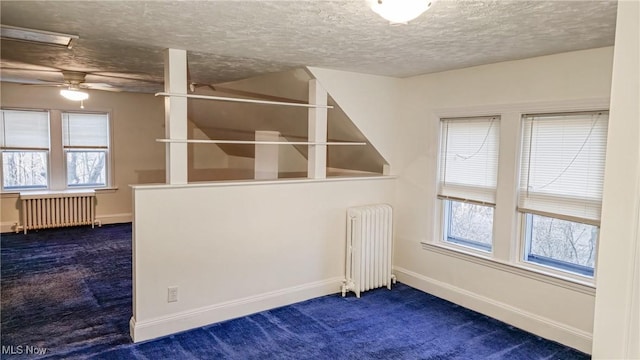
(60, 89), (89, 101)
(369, 0), (435, 24)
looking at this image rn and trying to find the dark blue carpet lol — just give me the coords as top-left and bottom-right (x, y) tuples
(1, 224), (590, 359)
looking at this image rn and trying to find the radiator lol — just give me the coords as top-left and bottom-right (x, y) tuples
(17, 191), (99, 234)
(342, 204), (396, 298)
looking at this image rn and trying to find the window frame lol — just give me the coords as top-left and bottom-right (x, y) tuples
(437, 115), (500, 255)
(516, 110), (608, 280)
(0, 107), (113, 193)
(428, 99), (609, 288)
(1, 149), (50, 191)
(521, 212), (598, 277)
(515, 212), (600, 284)
(61, 111), (111, 189)
(442, 199), (494, 253)
(64, 149), (109, 188)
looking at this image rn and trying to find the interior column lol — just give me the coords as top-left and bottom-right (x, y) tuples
(307, 79), (328, 179)
(163, 48), (188, 184)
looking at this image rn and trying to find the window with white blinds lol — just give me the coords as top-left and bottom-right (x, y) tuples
(519, 111), (609, 225)
(439, 116), (500, 204)
(63, 113), (109, 148)
(0, 109), (111, 191)
(0, 110), (50, 150)
(62, 112), (109, 187)
(0, 110), (50, 189)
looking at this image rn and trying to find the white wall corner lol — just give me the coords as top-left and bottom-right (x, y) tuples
(592, 1), (640, 358)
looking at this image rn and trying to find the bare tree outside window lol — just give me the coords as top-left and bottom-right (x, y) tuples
(527, 214), (597, 271)
(2, 151), (48, 189)
(447, 201), (493, 249)
(66, 151), (106, 186)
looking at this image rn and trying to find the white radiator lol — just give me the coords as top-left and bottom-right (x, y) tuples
(17, 191), (100, 234)
(342, 204), (396, 298)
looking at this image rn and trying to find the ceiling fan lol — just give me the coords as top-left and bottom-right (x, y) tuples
(1, 60), (163, 94)
(2, 63), (162, 107)
(24, 70), (121, 107)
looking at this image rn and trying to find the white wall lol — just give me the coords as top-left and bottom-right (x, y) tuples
(308, 67), (401, 172)
(394, 47), (614, 353)
(130, 176), (395, 342)
(0, 82), (166, 231)
(592, 1), (640, 358)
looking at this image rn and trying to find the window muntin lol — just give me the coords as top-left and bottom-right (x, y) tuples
(0, 110), (50, 190)
(439, 116), (499, 250)
(519, 111), (608, 277)
(62, 112), (109, 188)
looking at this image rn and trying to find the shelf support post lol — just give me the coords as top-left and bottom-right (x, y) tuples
(164, 48), (188, 185)
(308, 79), (327, 179)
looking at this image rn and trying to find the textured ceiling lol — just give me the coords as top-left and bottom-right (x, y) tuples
(0, 0), (617, 92)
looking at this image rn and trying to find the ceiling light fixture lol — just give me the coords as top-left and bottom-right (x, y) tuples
(368, 0), (436, 24)
(60, 88), (89, 101)
(0, 24), (78, 49)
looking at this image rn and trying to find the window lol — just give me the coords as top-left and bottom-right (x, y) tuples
(439, 116), (499, 251)
(0, 110), (50, 190)
(519, 111), (608, 277)
(63, 113), (109, 187)
(0, 109), (110, 192)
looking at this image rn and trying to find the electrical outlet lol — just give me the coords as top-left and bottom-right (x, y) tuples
(168, 286), (178, 303)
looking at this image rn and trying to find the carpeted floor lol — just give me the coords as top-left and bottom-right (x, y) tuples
(1, 224), (590, 359)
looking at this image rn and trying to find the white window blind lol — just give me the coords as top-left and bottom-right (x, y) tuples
(439, 116), (500, 204)
(62, 113), (109, 148)
(0, 110), (50, 149)
(519, 111), (608, 224)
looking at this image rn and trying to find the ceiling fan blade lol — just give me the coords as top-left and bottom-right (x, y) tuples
(22, 83), (65, 87)
(81, 83), (123, 92)
(0, 59), (62, 73)
(0, 66), (61, 74)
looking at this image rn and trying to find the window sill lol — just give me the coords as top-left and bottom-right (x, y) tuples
(95, 187), (118, 194)
(1, 187), (118, 198)
(421, 242), (596, 295)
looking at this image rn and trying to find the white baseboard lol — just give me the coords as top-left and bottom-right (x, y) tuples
(96, 213), (132, 225)
(130, 276), (343, 343)
(1, 221), (18, 233)
(393, 266), (592, 354)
